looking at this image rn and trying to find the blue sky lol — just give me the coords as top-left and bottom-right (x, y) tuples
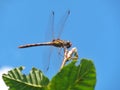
(0, 0), (120, 90)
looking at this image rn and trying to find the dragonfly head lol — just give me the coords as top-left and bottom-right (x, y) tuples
(65, 41), (72, 48)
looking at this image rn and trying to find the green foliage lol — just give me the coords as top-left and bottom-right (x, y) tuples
(2, 59), (96, 90)
(2, 67), (49, 90)
(49, 59), (96, 90)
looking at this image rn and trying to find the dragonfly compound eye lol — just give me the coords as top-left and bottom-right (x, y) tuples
(66, 41), (72, 48)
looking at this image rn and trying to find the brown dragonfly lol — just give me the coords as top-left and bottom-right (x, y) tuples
(19, 10), (71, 70)
(19, 39), (71, 49)
(19, 11), (71, 49)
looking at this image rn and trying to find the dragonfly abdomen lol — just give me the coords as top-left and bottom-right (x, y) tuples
(19, 42), (53, 48)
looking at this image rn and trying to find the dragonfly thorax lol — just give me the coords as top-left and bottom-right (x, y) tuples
(52, 39), (72, 48)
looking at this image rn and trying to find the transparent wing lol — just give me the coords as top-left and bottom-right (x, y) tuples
(57, 10), (70, 38)
(43, 11), (55, 71)
(42, 46), (54, 72)
(45, 11), (55, 41)
(43, 11), (70, 71)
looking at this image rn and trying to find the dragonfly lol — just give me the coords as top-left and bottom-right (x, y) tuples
(19, 10), (72, 70)
(19, 39), (71, 49)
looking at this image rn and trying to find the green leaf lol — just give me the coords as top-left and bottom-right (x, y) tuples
(2, 66), (49, 90)
(48, 58), (96, 90)
(2, 59), (96, 90)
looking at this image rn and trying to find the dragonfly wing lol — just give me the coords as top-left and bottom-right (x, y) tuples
(42, 46), (54, 72)
(45, 11), (55, 42)
(57, 10), (70, 38)
(43, 11), (55, 71)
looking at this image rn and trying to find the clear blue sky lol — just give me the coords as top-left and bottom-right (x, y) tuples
(0, 0), (120, 90)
